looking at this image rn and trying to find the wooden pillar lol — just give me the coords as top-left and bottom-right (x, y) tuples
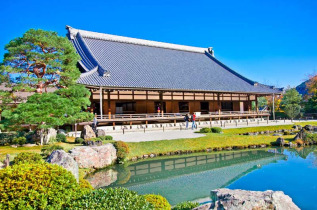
(272, 93), (275, 121)
(99, 87), (103, 119)
(107, 90), (111, 119)
(255, 95), (258, 113)
(146, 91), (148, 113)
(247, 95), (251, 114)
(159, 91), (163, 114)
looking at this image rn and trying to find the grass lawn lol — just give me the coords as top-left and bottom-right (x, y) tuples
(0, 142), (80, 161)
(223, 121), (317, 135)
(126, 133), (295, 159)
(1, 121), (315, 161)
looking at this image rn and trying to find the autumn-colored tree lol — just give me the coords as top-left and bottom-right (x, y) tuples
(266, 95), (283, 112)
(306, 74), (317, 95)
(304, 74), (317, 113)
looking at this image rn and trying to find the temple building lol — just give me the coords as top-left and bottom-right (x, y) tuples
(66, 26), (281, 124)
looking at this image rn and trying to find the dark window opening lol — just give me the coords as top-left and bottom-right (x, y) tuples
(179, 102), (189, 113)
(200, 102), (209, 114)
(154, 102), (166, 113)
(221, 102), (233, 111)
(116, 102), (136, 114)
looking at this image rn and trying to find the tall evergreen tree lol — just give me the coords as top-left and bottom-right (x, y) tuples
(0, 29), (93, 141)
(0, 29), (80, 93)
(281, 88), (302, 120)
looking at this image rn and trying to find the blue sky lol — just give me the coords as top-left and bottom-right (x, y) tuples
(1, 0), (316, 88)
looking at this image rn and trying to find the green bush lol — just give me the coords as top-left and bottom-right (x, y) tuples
(0, 133), (17, 145)
(114, 141), (130, 163)
(172, 201), (200, 210)
(99, 135), (113, 141)
(67, 187), (153, 209)
(144, 194), (171, 210)
(211, 127), (222, 133)
(200, 127), (211, 133)
(304, 133), (317, 144)
(0, 163), (82, 209)
(12, 136), (27, 145)
(41, 145), (64, 158)
(75, 137), (84, 144)
(13, 152), (43, 165)
(56, 133), (67, 142)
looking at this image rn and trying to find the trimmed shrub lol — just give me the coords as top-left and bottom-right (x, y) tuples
(304, 133), (317, 144)
(0, 133), (17, 145)
(13, 152), (43, 165)
(41, 144), (64, 158)
(75, 137), (84, 144)
(114, 141), (130, 163)
(144, 194), (171, 210)
(99, 135), (113, 141)
(172, 201), (200, 210)
(0, 163), (82, 209)
(12, 136), (27, 145)
(79, 177), (94, 195)
(67, 187), (153, 209)
(211, 127), (222, 133)
(56, 133), (67, 142)
(200, 127), (211, 133)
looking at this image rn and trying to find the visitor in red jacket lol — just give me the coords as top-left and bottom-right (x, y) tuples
(192, 113), (196, 130)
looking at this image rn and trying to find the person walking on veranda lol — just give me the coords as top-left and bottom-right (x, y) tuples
(92, 113), (98, 134)
(184, 114), (189, 129)
(191, 113), (196, 130)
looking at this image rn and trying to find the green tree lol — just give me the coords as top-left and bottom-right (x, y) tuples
(257, 97), (268, 109)
(0, 29), (93, 139)
(281, 88), (302, 120)
(2, 85), (93, 144)
(0, 29), (80, 93)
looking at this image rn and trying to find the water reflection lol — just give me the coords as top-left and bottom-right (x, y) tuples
(87, 150), (285, 205)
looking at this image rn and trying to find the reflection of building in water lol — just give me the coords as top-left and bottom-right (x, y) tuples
(106, 150), (284, 205)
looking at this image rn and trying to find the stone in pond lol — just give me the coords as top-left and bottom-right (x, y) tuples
(210, 188), (299, 210)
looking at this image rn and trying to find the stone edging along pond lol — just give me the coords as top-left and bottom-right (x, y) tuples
(128, 124), (317, 162)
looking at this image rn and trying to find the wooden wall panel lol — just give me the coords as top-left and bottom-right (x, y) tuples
(166, 101), (172, 113)
(146, 101), (155, 113)
(136, 101), (147, 114)
(172, 101), (179, 113)
(233, 101), (240, 111)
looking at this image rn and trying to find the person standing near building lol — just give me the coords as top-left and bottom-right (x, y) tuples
(192, 113), (196, 130)
(184, 114), (189, 129)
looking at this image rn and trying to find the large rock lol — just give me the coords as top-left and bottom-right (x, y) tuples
(294, 129), (306, 140)
(81, 125), (96, 140)
(69, 143), (117, 169)
(97, 129), (106, 137)
(85, 169), (118, 188)
(276, 137), (285, 146)
(211, 188), (299, 210)
(304, 125), (313, 131)
(47, 150), (79, 182)
(44, 128), (57, 144)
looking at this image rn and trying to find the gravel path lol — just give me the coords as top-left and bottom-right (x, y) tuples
(111, 129), (205, 142)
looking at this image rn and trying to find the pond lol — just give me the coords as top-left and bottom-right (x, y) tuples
(86, 147), (317, 210)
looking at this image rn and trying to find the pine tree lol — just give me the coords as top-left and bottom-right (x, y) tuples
(0, 29), (80, 93)
(0, 29), (93, 141)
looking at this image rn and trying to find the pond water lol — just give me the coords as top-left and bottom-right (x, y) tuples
(87, 147), (317, 210)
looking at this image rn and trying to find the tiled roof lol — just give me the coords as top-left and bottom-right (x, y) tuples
(67, 26), (281, 94)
